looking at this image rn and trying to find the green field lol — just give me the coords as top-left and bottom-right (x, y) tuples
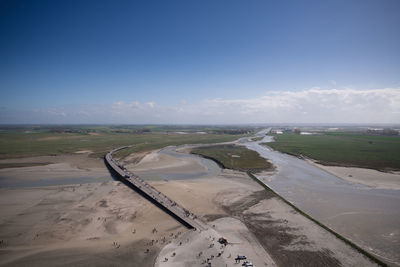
(0, 126), (252, 159)
(191, 144), (272, 172)
(266, 132), (400, 171)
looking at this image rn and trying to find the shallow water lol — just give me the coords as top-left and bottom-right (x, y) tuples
(134, 145), (221, 181)
(3, 132), (398, 264)
(243, 130), (400, 265)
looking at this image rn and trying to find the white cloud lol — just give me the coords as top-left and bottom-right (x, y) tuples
(1, 88), (399, 124)
(198, 88), (400, 123)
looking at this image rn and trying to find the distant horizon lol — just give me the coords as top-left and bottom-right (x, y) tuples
(1, 122), (400, 127)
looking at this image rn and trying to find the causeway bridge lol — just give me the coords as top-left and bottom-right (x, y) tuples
(105, 146), (207, 231)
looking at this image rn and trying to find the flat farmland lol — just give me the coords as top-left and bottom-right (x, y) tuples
(266, 132), (400, 171)
(0, 129), (248, 160)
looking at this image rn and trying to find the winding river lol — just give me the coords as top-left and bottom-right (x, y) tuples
(137, 130), (400, 265)
(9, 130), (395, 264)
(243, 129), (400, 265)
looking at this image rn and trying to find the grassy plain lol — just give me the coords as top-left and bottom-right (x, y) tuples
(191, 144), (272, 172)
(266, 132), (400, 171)
(0, 126), (250, 159)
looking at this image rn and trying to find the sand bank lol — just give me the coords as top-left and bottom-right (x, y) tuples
(149, 171), (377, 266)
(0, 153), (106, 170)
(0, 181), (184, 267)
(74, 150), (93, 154)
(0, 154), (111, 188)
(130, 146), (377, 267)
(126, 148), (219, 181)
(0, 147), (380, 266)
(310, 161), (400, 190)
(155, 217), (275, 267)
(130, 152), (204, 173)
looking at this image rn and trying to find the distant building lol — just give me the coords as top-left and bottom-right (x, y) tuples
(270, 129), (283, 134)
(367, 128), (399, 136)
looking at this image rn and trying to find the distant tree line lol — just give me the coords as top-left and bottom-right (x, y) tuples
(49, 128), (89, 134)
(209, 129), (252, 135)
(367, 128), (399, 136)
(110, 128), (151, 134)
(47, 127), (152, 134)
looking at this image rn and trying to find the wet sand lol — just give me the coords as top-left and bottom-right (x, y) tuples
(0, 181), (185, 267)
(312, 162), (400, 190)
(127, 148), (377, 266)
(0, 154), (184, 266)
(0, 147), (380, 266)
(151, 174), (376, 266)
(155, 217), (275, 267)
(127, 147), (220, 181)
(0, 154), (111, 188)
(248, 133), (400, 266)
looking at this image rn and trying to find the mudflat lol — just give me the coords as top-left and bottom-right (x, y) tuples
(0, 150), (378, 266)
(149, 172), (376, 266)
(0, 154), (111, 188)
(0, 181), (184, 267)
(313, 162), (400, 190)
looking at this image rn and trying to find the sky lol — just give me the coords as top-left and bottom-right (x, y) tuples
(0, 0), (399, 124)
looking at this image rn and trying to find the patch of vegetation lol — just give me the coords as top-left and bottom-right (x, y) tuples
(250, 137), (264, 142)
(265, 132), (400, 171)
(191, 144), (273, 172)
(0, 125), (250, 159)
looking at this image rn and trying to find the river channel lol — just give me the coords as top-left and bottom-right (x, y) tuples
(136, 130), (400, 265)
(243, 129), (400, 266)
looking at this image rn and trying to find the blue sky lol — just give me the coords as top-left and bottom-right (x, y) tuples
(0, 0), (399, 124)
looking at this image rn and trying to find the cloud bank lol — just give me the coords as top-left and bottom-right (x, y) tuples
(1, 88), (399, 124)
